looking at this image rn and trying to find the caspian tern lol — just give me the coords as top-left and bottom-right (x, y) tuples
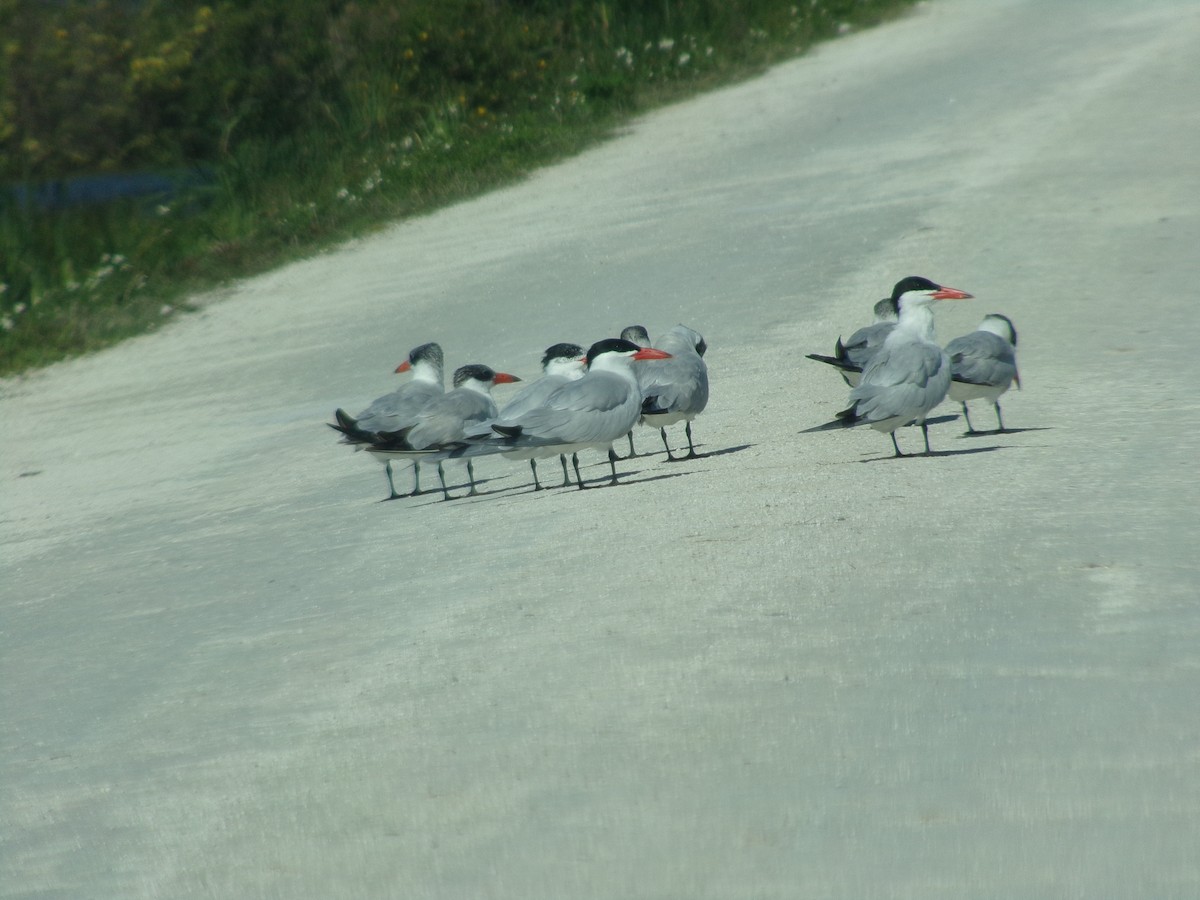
(367, 364), (521, 500)
(809, 276), (973, 457)
(329, 341), (444, 499)
(945, 313), (1020, 433)
(806, 298), (897, 387)
(456, 338), (672, 489)
(464, 342), (587, 490)
(635, 325), (710, 460)
(618, 325), (651, 457)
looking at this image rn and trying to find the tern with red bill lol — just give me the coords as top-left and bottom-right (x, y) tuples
(807, 276), (973, 457)
(368, 364), (521, 500)
(329, 341), (444, 499)
(464, 342), (587, 490)
(455, 338), (672, 489)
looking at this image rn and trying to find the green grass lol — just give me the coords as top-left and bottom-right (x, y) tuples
(0, 0), (919, 376)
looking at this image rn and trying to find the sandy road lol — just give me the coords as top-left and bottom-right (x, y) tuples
(3, 0), (1200, 896)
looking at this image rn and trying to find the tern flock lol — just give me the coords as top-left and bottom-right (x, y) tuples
(331, 329), (708, 500)
(330, 276), (1020, 500)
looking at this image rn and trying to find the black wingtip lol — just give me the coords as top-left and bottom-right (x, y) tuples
(329, 410), (376, 444)
(492, 424), (522, 439)
(641, 396), (668, 416)
(834, 402), (861, 422)
(806, 353), (861, 373)
(370, 425), (417, 451)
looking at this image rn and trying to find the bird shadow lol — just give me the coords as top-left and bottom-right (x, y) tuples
(578, 469), (694, 489)
(858, 445), (1004, 463)
(957, 426), (1051, 438)
(659, 443), (753, 462)
(378, 444), (750, 504)
(390, 474), (520, 506)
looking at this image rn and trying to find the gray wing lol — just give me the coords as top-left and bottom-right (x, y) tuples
(841, 322), (895, 369)
(851, 342), (950, 423)
(407, 390), (497, 448)
(355, 381), (443, 432)
(509, 372), (638, 443)
(637, 355), (709, 416)
(498, 374), (571, 420)
(638, 328), (710, 415)
(461, 374), (574, 439)
(946, 332), (1018, 388)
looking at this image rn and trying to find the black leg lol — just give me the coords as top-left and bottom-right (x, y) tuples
(529, 459), (542, 491)
(626, 431), (636, 458)
(384, 461), (402, 500)
(994, 401), (1007, 432)
(559, 454), (572, 487)
(607, 447), (620, 485)
(961, 402), (977, 434)
(890, 432), (905, 458)
(411, 462), (424, 495)
(921, 422), (932, 455)
(573, 453), (587, 489)
(436, 462), (452, 501)
(659, 427), (676, 461)
(466, 460), (479, 496)
(684, 421), (698, 458)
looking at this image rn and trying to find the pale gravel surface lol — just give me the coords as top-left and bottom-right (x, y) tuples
(3, 0), (1200, 896)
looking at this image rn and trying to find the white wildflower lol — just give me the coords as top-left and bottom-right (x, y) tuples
(658, 37), (675, 51)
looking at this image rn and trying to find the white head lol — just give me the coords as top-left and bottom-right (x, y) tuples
(540, 342), (586, 379)
(396, 341), (445, 384)
(978, 313), (1017, 346)
(619, 325), (651, 347)
(452, 364), (521, 395)
(871, 298), (897, 322)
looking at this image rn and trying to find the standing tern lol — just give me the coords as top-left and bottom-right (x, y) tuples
(456, 338), (672, 489)
(368, 364), (521, 500)
(618, 325), (651, 457)
(634, 324), (710, 460)
(464, 342), (587, 490)
(946, 313), (1020, 433)
(329, 341), (444, 499)
(810, 276), (973, 457)
(806, 298), (897, 387)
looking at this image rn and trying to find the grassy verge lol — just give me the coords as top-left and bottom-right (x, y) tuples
(0, 0), (918, 377)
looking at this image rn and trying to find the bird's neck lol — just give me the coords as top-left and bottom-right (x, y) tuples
(978, 319), (1011, 342)
(545, 360), (584, 379)
(588, 358), (637, 382)
(896, 304), (936, 343)
(411, 361), (443, 386)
